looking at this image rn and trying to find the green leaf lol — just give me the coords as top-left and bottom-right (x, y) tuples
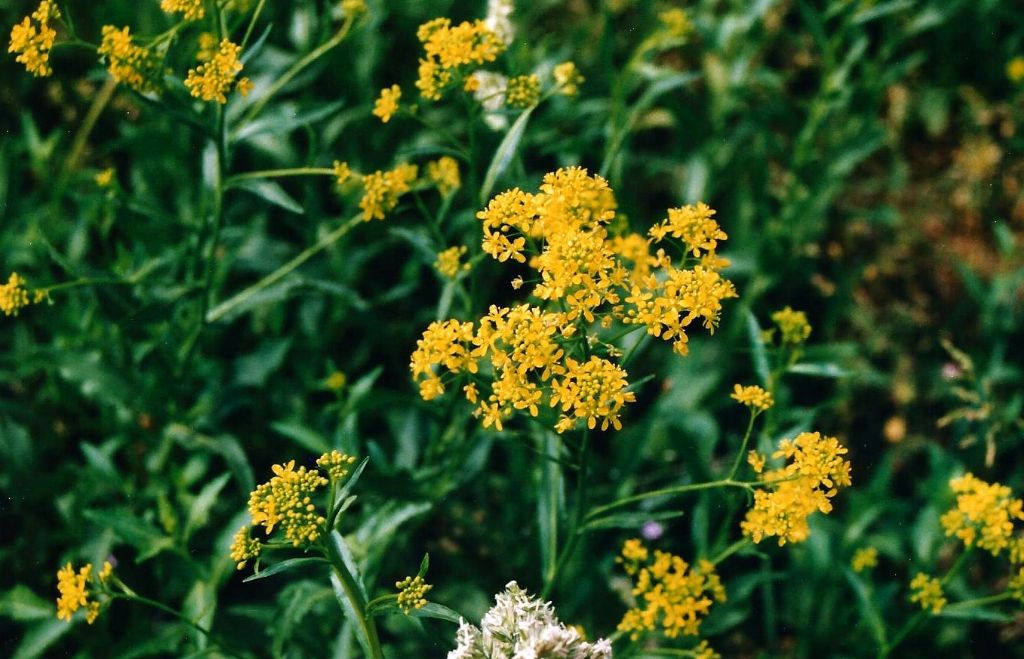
(271, 421), (331, 454)
(480, 106), (534, 201)
(745, 309), (771, 388)
(185, 473), (231, 539)
(232, 179), (305, 214)
(83, 509), (174, 562)
(843, 570), (887, 649)
(417, 553), (430, 579)
(12, 619), (73, 659)
(243, 557), (328, 583)
(787, 362), (849, 379)
(234, 100), (347, 142)
(0, 586), (52, 622)
(537, 431), (564, 583)
(366, 599), (462, 624)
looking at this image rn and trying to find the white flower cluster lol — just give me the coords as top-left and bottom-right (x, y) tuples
(447, 581), (612, 659)
(484, 0), (515, 45)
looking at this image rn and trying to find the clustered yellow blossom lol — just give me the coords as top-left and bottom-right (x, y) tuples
(692, 640), (721, 659)
(94, 168), (116, 188)
(196, 32), (219, 61)
(359, 163), (418, 220)
(436, 246), (470, 279)
(909, 573), (946, 614)
(341, 0), (367, 16)
(411, 168), (737, 434)
(505, 74), (540, 109)
(247, 460), (329, 547)
(325, 370), (347, 390)
(98, 25), (160, 93)
(8, 1), (60, 77)
(316, 450), (357, 481)
(333, 161), (352, 186)
(414, 17), (505, 100)
(1, 272), (32, 317)
(940, 473), (1024, 556)
(851, 546), (878, 573)
(160, 0), (205, 20)
(395, 575), (433, 614)
(742, 432), (852, 545)
(1007, 57), (1024, 84)
(658, 8), (694, 40)
(56, 561), (112, 624)
(617, 540), (725, 640)
(229, 526), (262, 570)
(771, 306), (812, 345)
(185, 39), (250, 103)
(731, 384), (773, 412)
(553, 61), (583, 96)
(427, 156), (461, 196)
(373, 84), (401, 123)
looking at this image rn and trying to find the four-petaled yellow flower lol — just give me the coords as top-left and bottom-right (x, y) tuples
(731, 384), (773, 412)
(8, 1), (60, 77)
(373, 84), (401, 123)
(940, 473), (1024, 556)
(414, 17), (505, 100)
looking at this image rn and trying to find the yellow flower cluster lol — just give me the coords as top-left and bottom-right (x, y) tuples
(333, 160), (352, 186)
(851, 546), (878, 573)
(730, 384), (773, 412)
(909, 573), (946, 614)
(56, 561), (112, 624)
(373, 84), (401, 123)
(325, 370), (347, 390)
(395, 575), (433, 614)
(742, 432), (852, 545)
(247, 460), (329, 548)
(427, 156), (461, 196)
(8, 1), (60, 77)
(771, 306), (812, 345)
(414, 17), (505, 100)
(436, 245), (470, 279)
(412, 168), (737, 433)
(185, 39), (251, 103)
(161, 0), (205, 21)
(1, 272), (32, 317)
(940, 473), (1024, 556)
(230, 526), (262, 570)
(95, 168), (116, 188)
(505, 74), (540, 109)
(316, 450), (357, 481)
(359, 163), (418, 220)
(649, 202), (727, 256)
(658, 8), (694, 40)
(99, 25), (161, 93)
(1008, 57), (1024, 84)
(616, 540), (725, 640)
(553, 61), (583, 96)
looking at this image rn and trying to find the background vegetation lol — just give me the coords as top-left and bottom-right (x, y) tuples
(2, 0), (1023, 657)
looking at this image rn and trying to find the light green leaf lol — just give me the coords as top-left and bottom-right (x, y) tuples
(480, 106), (534, 201)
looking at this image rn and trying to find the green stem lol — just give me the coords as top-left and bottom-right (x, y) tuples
(205, 213), (363, 323)
(227, 167), (336, 184)
(726, 410), (759, 482)
(239, 16), (355, 127)
(942, 591), (1014, 612)
(323, 538), (384, 659)
(239, 0), (266, 49)
(710, 537), (750, 565)
(586, 479), (756, 522)
(62, 76), (117, 176)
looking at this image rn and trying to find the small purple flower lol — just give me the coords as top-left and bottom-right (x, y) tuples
(941, 362), (961, 380)
(641, 521), (664, 541)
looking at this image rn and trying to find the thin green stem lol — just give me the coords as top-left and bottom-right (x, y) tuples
(323, 538), (384, 659)
(586, 479), (756, 522)
(726, 410), (759, 482)
(942, 591), (1014, 612)
(240, 16), (355, 126)
(227, 167), (336, 184)
(206, 213), (363, 323)
(62, 76), (117, 176)
(240, 0), (266, 49)
(710, 537), (751, 565)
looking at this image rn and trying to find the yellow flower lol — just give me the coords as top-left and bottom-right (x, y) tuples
(940, 473), (1024, 556)
(414, 17), (505, 100)
(1007, 57), (1024, 84)
(747, 450), (765, 474)
(94, 168), (115, 188)
(617, 541), (724, 640)
(436, 245), (470, 279)
(98, 25), (161, 92)
(649, 203), (727, 257)
(196, 32), (219, 61)
(185, 39), (246, 103)
(410, 319), (478, 398)
(333, 160), (352, 186)
(56, 562), (105, 624)
(316, 450), (357, 481)
(395, 575), (432, 614)
(730, 384), (773, 411)
(324, 370), (347, 390)
(553, 61), (584, 96)
(341, 0), (367, 16)
(8, 1), (60, 77)
(230, 526), (262, 570)
(693, 640), (721, 659)
(550, 356), (636, 432)
(771, 306), (811, 345)
(427, 156), (461, 196)
(909, 573), (946, 614)
(359, 163), (418, 220)
(98, 561), (113, 582)
(616, 538), (649, 575)
(247, 460), (329, 546)
(373, 84), (401, 123)
(851, 547), (878, 573)
(741, 432), (852, 545)
(160, 0), (205, 20)
(505, 74), (540, 108)
(1, 272), (33, 317)
(658, 8), (693, 40)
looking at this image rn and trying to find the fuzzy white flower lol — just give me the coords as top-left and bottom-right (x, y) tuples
(470, 70), (509, 130)
(447, 581), (612, 659)
(485, 0), (515, 45)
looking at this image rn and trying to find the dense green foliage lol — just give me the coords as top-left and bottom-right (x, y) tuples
(2, 0), (1023, 657)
